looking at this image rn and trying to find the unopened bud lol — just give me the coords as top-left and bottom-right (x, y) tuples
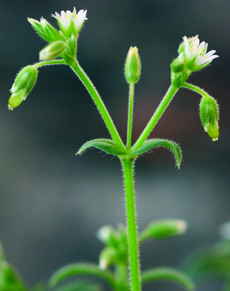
(170, 57), (185, 73)
(125, 46), (141, 84)
(28, 17), (61, 42)
(140, 219), (187, 242)
(97, 225), (118, 247)
(8, 66), (38, 110)
(99, 247), (116, 269)
(199, 96), (219, 141)
(39, 41), (67, 61)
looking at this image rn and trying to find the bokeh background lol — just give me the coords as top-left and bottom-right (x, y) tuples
(0, 0), (230, 290)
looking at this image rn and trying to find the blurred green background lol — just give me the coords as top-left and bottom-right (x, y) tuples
(0, 0), (230, 290)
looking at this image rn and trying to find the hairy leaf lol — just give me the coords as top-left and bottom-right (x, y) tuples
(131, 139), (182, 168)
(76, 139), (126, 156)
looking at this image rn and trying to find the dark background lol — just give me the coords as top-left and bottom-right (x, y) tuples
(0, 1), (229, 290)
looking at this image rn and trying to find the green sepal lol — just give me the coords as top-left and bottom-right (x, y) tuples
(141, 267), (195, 290)
(76, 139), (126, 156)
(131, 139), (182, 169)
(49, 263), (116, 290)
(28, 17), (61, 42)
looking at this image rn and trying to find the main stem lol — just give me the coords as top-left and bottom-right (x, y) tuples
(70, 61), (125, 152)
(121, 157), (141, 291)
(132, 85), (178, 151)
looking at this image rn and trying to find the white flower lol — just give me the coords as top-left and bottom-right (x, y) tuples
(183, 35), (218, 69)
(52, 8), (87, 38)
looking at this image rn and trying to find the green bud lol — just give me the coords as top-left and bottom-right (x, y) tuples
(170, 57), (185, 73)
(8, 66), (38, 110)
(97, 225), (119, 248)
(125, 46), (141, 84)
(28, 17), (61, 42)
(99, 247), (116, 269)
(200, 96), (219, 141)
(39, 41), (67, 61)
(140, 219), (187, 242)
(171, 71), (187, 88)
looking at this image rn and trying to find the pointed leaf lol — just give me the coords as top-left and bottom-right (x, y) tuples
(49, 263), (116, 290)
(131, 139), (182, 168)
(76, 139), (126, 156)
(141, 267), (195, 290)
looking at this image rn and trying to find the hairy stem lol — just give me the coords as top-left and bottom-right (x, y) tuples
(70, 61), (125, 152)
(127, 83), (135, 151)
(33, 59), (67, 69)
(132, 85), (178, 151)
(182, 82), (210, 98)
(121, 157), (141, 291)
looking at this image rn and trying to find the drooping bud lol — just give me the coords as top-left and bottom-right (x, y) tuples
(140, 219), (187, 242)
(125, 46), (141, 84)
(99, 247), (116, 269)
(8, 66), (38, 110)
(199, 95), (219, 141)
(28, 17), (61, 42)
(39, 41), (67, 61)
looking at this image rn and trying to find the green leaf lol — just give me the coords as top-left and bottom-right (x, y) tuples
(131, 139), (182, 169)
(183, 247), (230, 280)
(0, 261), (28, 291)
(76, 139), (126, 156)
(49, 263), (116, 290)
(141, 267), (195, 290)
(54, 280), (102, 291)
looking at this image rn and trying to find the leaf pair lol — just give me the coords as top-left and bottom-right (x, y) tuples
(50, 263), (194, 291)
(77, 138), (182, 169)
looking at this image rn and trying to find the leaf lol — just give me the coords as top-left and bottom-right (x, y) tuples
(76, 139), (126, 156)
(183, 246), (230, 280)
(141, 267), (195, 290)
(49, 263), (116, 290)
(131, 139), (182, 168)
(54, 280), (102, 291)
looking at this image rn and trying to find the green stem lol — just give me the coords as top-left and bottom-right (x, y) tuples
(121, 157), (141, 291)
(182, 82), (210, 98)
(127, 83), (135, 151)
(132, 85), (178, 151)
(70, 61), (125, 152)
(115, 263), (129, 291)
(33, 59), (66, 69)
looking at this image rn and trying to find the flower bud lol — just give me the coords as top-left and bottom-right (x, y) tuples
(97, 225), (118, 247)
(125, 46), (141, 84)
(199, 96), (219, 141)
(140, 219), (187, 241)
(170, 57), (185, 73)
(8, 66), (38, 110)
(99, 247), (116, 269)
(28, 17), (61, 42)
(39, 41), (67, 61)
